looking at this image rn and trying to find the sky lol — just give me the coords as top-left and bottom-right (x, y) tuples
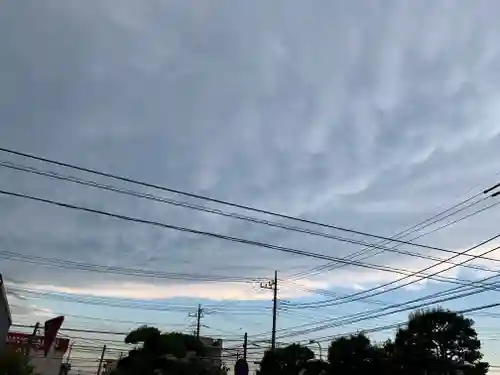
(2, 0), (500, 373)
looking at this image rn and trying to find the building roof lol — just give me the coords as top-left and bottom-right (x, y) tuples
(0, 274), (12, 326)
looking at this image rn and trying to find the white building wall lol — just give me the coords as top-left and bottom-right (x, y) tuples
(0, 275), (11, 352)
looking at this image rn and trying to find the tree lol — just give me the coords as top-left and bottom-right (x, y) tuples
(298, 359), (328, 375)
(259, 344), (315, 375)
(113, 325), (220, 375)
(0, 349), (33, 375)
(216, 364), (229, 375)
(393, 308), (489, 375)
(327, 333), (384, 375)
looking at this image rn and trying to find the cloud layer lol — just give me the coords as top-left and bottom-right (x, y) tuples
(1, 1), (500, 302)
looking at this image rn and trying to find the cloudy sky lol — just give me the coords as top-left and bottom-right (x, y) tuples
(2, 0), (500, 371)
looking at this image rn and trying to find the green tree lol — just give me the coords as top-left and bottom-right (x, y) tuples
(259, 344), (315, 375)
(393, 308), (489, 375)
(327, 333), (384, 375)
(0, 349), (33, 375)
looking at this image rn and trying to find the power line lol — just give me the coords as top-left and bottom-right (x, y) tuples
(62, 337), (129, 346)
(10, 324), (256, 344)
(2, 189), (500, 292)
(11, 307), (189, 329)
(308, 300), (500, 344)
(12, 291), (273, 317)
(282, 230), (500, 309)
(0, 160), (464, 255)
(12, 324), (129, 336)
(0, 250), (264, 283)
(2, 150), (500, 340)
(9, 286), (274, 315)
(290, 195), (495, 280)
(278, 285), (494, 339)
(280, 282), (500, 324)
(5, 242), (494, 308)
(2, 235), (494, 290)
(253, 237), (500, 339)
(275, 268), (500, 339)
(3, 161), (499, 275)
(280, 281), (388, 307)
(2, 147), (499, 256)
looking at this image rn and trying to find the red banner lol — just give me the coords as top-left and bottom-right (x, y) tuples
(6, 332), (69, 353)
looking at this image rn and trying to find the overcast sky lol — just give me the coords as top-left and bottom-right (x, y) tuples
(2, 0), (500, 371)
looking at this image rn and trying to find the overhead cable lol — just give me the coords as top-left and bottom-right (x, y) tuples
(2, 147), (499, 254)
(2, 189), (500, 292)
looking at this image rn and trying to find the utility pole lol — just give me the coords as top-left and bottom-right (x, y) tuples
(66, 342), (74, 364)
(96, 345), (106, 375)
(272, 270), (278, 351)
(26, 322), (40, 356)
(189, 304), (204, 339)
(196, 304), (202, 339)
(260, 270), (278, 351)
(243, 332), (248, 361)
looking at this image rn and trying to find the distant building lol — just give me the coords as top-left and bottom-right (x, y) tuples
(169, 336), (223, 369)
(0, 274), (12, 351)
(103, 359), (118, 374)
(199, 336), (223, 368)
(6, 332), (70, 375)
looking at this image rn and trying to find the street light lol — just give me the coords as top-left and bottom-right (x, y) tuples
(308, 340), (323, 361)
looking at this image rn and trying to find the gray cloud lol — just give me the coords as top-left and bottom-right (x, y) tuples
(1, 1), (500, 293)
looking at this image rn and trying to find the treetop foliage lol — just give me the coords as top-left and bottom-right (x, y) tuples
(258, 308), (489, 375)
